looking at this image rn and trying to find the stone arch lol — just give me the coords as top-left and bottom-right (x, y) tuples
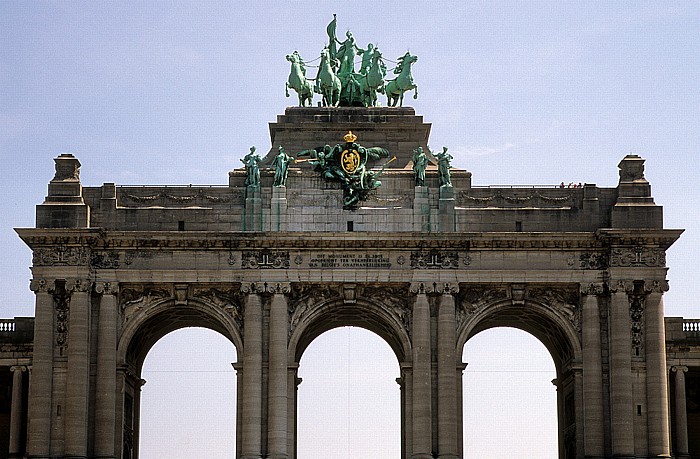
(118, 297), (243, 373)
(457, 298), (582, 368)
(288, 295), (412, 364)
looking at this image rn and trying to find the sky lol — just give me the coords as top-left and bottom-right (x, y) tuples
(1, 1), (698, 458)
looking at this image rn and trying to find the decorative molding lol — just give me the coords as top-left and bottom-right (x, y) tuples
(410, 249), (459, 269)
(30, 278), (51, 293)
(458, 190), (575, 207)
(54, 287), (70, 352)
(456, 286), (509, 330)
(119, 285), (171, 323)
(67, 278), (91, 293)
(630, 293), (644, 357)
(120, 189), (236, 204)
(288, 284), (342, 337)
(33, 247), (89, 266)
(610, 247), (666, 267)
(241, 250), (290, 269)
(410, 282), (459, 295)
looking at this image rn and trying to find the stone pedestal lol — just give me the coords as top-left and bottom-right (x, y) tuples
(271, 186), (288, 232)
(439, 186), (455, 232)
(244, 186), (263, 232)
(413, 186), (430, 232)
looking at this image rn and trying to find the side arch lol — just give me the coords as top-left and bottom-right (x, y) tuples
(457, 298), (582, 370)
(117, 298), (243, 373)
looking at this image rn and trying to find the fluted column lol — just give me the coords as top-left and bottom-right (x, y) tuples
(64, 278), (92, 458)
(608, 281), (635, 458)
(437, 285), (459, 459)
(27, 279), (54, 458)
(644, 281), (671, 458)
(241, 285), (263, 459)
(286, 364), (300, 459)
(94, 282), (118, 458)
(401, 363), (413, 459)
(410, 283), (432, 459)
(672, 366), (689, 459)
(9, 365), (26, 458)
(581, 283), (605, 458)
(268, 284), (290, 459)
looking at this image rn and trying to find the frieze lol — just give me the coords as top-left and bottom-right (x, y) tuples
(241, 250), (290, 269)
(33, 247), (89, 266)
(120, 189), (239, 204)
(578, 253), (608, 270)
(457, 190), (575, 207)
(610, 247), (666, 267)
(410, 250), (458, 269)
(308, 253), (391, 269)
(91, 251), (120, 269)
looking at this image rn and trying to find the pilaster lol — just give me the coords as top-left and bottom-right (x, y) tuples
(608, 280), (635, 458)
(94, 282), (119, 459)
(436, 284), (459, 459)
(267, 283), (290, 459)
(413, 186), (430, 232)
(409, 282), (432, 459)
(244, 186), (263, 232)
(27, 278), (55, 458)
(64, 278), (92, 459)
(438, 186), (455, 232)
(581, 282), (605, 458)
(241, 283), (264, 459)
(270, 186), (288, 232)
(644, 280), (671, 458)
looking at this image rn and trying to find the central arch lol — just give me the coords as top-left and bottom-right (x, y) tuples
(457, 298), (583, 459)
(288, 295), (412, 458)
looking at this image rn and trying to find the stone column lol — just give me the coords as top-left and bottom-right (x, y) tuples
(410, 283), (432, 459)
(581, 283), (605, 458)
(94, 282), (118, 458)
(64, 278), (92, 458)
(644, 282), (671, 457)
(608, 281), (635, 458)
(28, 279), (54, 458)
(268, 284), (290, 459)
(286, 364), (300, 459)
(437, 285), (459, 459)
(672, 366), (689, 459)
(233, 362), (244, 459)
(241, 285), (263, 459)
(400, 363), (413, 459)
(456, 363), (467, 459)
(9, 365), (26, 458)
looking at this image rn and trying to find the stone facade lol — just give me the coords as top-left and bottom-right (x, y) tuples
(1, 107), (696, 458)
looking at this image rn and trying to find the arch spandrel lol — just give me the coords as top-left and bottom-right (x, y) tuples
(288, 284), (412, 364)
(117, 296), (243, 373)
(456, 286), (583, 369)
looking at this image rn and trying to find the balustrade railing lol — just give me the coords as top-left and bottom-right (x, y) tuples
(683, 319), (700, 339)
(0, 317), (34, 343)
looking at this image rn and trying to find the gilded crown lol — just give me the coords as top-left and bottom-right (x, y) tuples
(343, 131), (357, 143)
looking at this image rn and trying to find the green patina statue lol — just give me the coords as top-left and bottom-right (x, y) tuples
(297, 131), (394, 208)
(435, 146), (453, 187)
(241, 146), (262, 187)
(286, 15), (417, 108)
(412, 147), (428, 186)
(285, 51), (314, 107)
(271, 146), (293, 187)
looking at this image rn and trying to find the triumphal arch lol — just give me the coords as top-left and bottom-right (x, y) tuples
(13, 17), (687, 459)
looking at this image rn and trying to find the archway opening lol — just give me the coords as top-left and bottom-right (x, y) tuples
(462, 327), (558, 458)
(139, 327), (237, 459)
(297, 326), (400, 459)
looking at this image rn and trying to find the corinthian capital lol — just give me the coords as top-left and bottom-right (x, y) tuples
(66, 278), (91, 293)
(643, 279), (669, 293)
(608, 279), (634, 294)
(29, 278), (51, 293)
(580, 282), (604, 296)
(95, 281), (119, 296)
